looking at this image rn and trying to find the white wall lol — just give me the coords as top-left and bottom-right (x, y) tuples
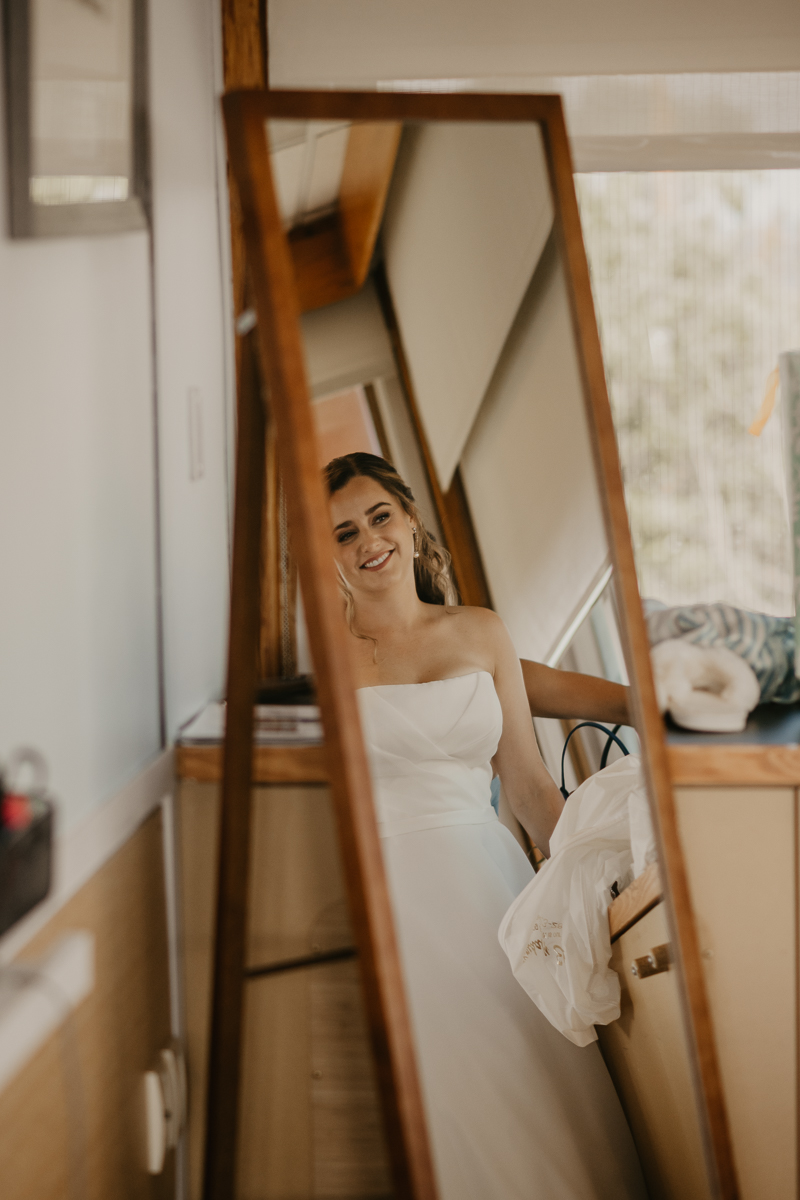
(0, 219), (160, 834)
(382, 122), (552, 490)
(301, 281), (396, 397)
(149, 0), (233, 742)
(269, 0), (800, 86)
(461, 238), (609, 664)
(299, 281), (441, 537)
(0, 0), (232, 834)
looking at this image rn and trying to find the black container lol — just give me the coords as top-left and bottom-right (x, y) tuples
(255, 675), (316, 705)
(0, 796), (53, 936)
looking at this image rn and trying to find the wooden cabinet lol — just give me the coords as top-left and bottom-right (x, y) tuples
(675, 784), (798, 1199)
(177, 764), (390, 1200)
(177, 724), (800, 1200)
(601, 730), (800, 1200)
(599, 903), (711, 1200)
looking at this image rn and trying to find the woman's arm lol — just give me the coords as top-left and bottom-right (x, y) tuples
(478, 614), (564, 856)
(520, 659), (630, 725)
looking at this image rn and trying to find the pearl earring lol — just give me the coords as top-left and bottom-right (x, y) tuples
(412, 527), (420, 558)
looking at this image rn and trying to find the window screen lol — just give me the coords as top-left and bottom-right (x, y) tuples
(576, 169), (800, 616)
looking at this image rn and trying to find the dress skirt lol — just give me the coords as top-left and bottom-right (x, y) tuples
(381, 819), (647, 1200)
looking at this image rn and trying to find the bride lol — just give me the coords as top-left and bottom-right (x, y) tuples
(326, 451), (646, 1200)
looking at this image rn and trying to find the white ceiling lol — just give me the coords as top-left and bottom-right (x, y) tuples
(267, 120), (352, 228)
(268, 0), (800, 87)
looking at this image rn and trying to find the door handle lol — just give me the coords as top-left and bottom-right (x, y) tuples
(631, 943), (672, 979)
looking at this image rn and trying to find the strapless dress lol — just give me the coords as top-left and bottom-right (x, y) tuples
(358, 670), (645, 1199)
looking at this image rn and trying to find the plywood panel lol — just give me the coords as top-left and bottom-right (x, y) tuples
(310, 957), (392, 1198)
(246, 783), (352, 968)
(180, 781), (390, 1199)
(675, 786), (798, 1200)
(238, 969), (314, 1198)
(599, 902), (711, 1200)
(382, 121), (553, 489)
(0, 812), (173, 1200)
(460, 237), (608, 663)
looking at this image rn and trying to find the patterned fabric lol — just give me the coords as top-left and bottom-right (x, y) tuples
(644, 600), (800, 705)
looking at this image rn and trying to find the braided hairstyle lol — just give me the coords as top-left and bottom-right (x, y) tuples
(324, 452), (457, 611)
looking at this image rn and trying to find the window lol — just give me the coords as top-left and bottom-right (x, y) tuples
(576, 169), (800, 615)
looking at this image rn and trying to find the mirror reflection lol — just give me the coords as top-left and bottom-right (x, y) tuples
(265, 118), (713, 1200)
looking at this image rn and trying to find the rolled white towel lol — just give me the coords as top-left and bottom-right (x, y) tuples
(651, 638), (761, 732)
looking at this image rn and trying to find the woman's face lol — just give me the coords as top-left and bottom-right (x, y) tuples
(329, 475), (416, 598)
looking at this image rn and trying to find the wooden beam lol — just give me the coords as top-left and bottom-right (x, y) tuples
(340, 122), (403, 286)
(223, 90), (439, 1200)
(202, 9), (269, 1197)
(220, 0), (264, 89)
(219, 0), (288, 682)
(202, 327), (267, 1200)
(288, 213), (354, 313)
(287, 124), (402, 314)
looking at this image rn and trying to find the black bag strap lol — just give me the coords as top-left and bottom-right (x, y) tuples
(560, 722), (629, 800)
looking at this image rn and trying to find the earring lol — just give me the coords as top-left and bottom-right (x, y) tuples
(412, 527), (420, 558)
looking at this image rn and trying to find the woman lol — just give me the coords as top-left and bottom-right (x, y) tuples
(326, 452), (645, 1200)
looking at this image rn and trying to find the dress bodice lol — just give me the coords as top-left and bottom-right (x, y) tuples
(357, 670), (503, 837)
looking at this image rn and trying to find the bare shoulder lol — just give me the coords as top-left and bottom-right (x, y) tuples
(445, 605), (511, 649)
(446, 604), (505, 629)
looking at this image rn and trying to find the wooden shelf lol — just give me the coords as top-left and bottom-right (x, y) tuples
(175, 743), (328, 784)
(608, 862), (662, 943)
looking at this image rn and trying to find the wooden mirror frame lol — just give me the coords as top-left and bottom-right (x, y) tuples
(211, 88), (739, 1200)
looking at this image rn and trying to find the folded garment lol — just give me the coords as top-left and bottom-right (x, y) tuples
(498, 756), (656, 1047)
(645, 600), (799, 705)
(651, 639), (761, 732)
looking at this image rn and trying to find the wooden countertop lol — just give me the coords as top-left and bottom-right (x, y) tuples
(666, 703), (800, 786)
(177, 740), (664, 939)
(175, 743), (328, 784)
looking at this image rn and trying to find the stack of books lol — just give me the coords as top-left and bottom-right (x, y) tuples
(178, 702), (324, 746)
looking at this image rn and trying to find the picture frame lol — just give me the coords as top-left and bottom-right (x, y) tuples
(2, 0), (148, 238)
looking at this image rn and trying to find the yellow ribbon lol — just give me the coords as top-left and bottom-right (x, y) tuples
(749, 367), (780, 437)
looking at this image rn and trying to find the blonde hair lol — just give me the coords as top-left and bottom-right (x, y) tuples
(325, 453), (457, 646)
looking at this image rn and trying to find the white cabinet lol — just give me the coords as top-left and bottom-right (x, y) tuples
(601, 776), (799, 1200)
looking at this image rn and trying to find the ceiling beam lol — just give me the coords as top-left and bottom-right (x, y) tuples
(288, 122), (402, 312)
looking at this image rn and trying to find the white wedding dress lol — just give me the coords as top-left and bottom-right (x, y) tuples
(357, 671), (646, 1199)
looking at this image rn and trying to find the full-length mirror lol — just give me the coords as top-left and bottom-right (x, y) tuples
(217, 91), (744, 1200)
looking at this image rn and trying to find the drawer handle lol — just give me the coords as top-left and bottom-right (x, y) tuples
(631, 943), (672, 979)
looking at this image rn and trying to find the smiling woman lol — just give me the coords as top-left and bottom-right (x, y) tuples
(320, 450), (645, 1198)
(326, 452), (455, 613)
